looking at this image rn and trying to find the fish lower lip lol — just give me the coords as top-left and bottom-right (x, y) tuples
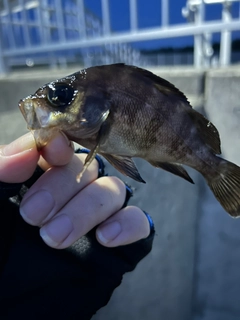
(19, 100), (41, 129)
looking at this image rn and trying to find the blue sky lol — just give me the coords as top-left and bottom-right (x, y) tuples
(84, 0), (240, 49)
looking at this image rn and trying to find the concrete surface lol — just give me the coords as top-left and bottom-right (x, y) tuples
(0, 65), (240, 320)
(192, 68), (240, 320)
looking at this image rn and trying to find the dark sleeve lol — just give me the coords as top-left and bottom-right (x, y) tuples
(0, 171), (154, 320)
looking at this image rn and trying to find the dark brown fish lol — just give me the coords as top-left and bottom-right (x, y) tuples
(19, 64), (240, 217)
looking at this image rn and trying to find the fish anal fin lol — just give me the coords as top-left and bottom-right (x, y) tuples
(102, 154), (145, 183)
(188, 110), (221, 155)
(150, 161), (194, 184)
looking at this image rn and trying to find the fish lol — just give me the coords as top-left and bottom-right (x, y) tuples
(19, 63), (240, 217)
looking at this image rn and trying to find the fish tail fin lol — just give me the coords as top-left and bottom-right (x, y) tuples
(205, 160), (240, 217)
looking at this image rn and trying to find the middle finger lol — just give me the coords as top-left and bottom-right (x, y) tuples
(39, 176), (126, 249)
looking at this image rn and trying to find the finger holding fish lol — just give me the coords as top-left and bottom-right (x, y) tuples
(0, 131), (74, 183)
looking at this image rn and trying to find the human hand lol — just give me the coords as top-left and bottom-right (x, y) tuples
(0, 132), (151, 249)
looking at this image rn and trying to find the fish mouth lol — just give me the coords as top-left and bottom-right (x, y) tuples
(19, 97), (52, 130)
(19, 97), (62, 149)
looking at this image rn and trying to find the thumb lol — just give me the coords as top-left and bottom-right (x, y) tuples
(0, 133), (39, 183)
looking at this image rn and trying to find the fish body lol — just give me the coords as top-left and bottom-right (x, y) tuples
(19, 64), (240, 217)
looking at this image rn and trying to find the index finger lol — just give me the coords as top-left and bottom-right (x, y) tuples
(0, 133), (39, 183)
(0, 131), (74, 183)
(38, 131), (74, 171)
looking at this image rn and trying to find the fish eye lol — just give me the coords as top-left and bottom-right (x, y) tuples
(47, 83), (74, 107)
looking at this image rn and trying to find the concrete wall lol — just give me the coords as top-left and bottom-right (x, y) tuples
(193, 68), (240, 320)
(0, 66), (239, 320)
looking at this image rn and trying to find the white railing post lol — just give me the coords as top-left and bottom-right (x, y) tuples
(130, 0), (138, 32)
(162, 0), (169, 27)
(0, 45), (7, 75)
(77, 0), (86, 39)
(0, 21), (7, 75)
(203, 32), (214, 67)
(220, 1), (232, 66)
(194, 1), (204, 68)
(101, 0), (110, 35)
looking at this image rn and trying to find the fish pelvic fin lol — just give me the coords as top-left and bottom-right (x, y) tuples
(76, 145), (99, 183)
(188, 110), (221, 155)
(149, 161), (194, 184)
(102, 154), (146, 183)
(206, 160), (240, 217)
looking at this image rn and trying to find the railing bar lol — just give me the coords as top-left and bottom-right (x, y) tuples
(1, 20), (39, 27)
(3, 0), (16, 49)
(55, 0), (66, 42)
(41, 0), (53, 44)
(0, 20), (65, 28)
(204, 0), (238, 3)
(101, 0), (111, 35)
(220, 2), (232, 65)
(77, 0), (86, 39)
(38, 0), (47, 44)
(0, 22), (7, 73)
(19, 0), (31, 47)
(2, 19), (240, 56)
(194, 1), (204, 67)
(0, 21), (77, 30)
(130, 0), (138, 31)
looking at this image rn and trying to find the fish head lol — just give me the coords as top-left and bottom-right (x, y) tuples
(19, 70), (111, 148)
(19, 75), (86, 130)
(19, 71), (109, 148)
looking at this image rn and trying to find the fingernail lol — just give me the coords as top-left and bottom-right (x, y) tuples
(2, 133), (35, 156)
(97, 221), (122, 244)
(40, 214), (73, 247)
(20, 190), (55, 225)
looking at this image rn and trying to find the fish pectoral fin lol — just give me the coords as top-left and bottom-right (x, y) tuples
(102, 154), (145, 183)
(79, 109), (110, 139)
(188, 109), (221, 155)
(149, 161), (194, 184)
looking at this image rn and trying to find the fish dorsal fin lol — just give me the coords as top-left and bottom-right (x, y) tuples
(149, 161), (194, 184)
(108, 64), (191, 106)
(102, 153), (145, 183)
(129, 65), (191, 106)
(188, 109), (221, 155)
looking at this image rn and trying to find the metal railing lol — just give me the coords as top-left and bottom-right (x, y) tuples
(0, 0), (240, 74)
